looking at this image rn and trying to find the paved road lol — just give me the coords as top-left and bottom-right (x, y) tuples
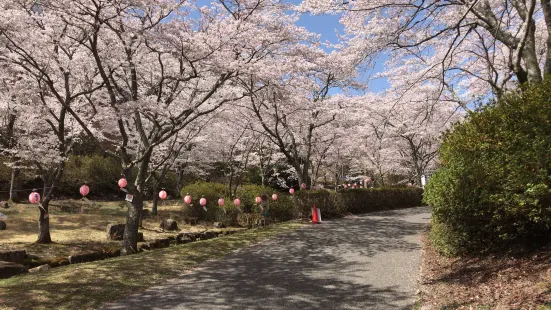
(102, 207), (430, 310)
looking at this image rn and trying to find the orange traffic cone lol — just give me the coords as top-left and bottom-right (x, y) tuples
(312, 204), (320, 224)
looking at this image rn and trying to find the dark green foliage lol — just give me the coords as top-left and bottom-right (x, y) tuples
(181, 182), (422, 224)
(180, 181), (228, 222)
(180, 182), (295, 225)
(294, 190), (344, 219)
(424, 81), (551, 256)
(341, 188), (423, 214)
(0, 155), (124, 200)
(235, 184), (295, 221)
(61, 155), (122, 199)
(295, 188), (423, 220)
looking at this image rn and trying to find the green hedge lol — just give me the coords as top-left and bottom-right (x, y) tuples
(342, 188), (423, 214)
(424, 81), (551, 256)
(294, 190), (344, 219)
(295, 188), (423, 220)
(180, 182), (424, 225)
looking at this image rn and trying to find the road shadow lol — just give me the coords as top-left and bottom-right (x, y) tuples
(102, 207), (430, 310)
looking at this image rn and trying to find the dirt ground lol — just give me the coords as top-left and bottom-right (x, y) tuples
(418, 232), (551, 309)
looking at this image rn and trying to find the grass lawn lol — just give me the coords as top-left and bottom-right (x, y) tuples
(0, 220), (304, 310)
(0, 200), (234, 261)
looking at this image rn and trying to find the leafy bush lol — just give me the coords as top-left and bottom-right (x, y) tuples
(61, 155), (121, 199)
(180, 181), (228, 222)
(236, 185), (294, 221)
(179, 182), (294, 225)
(424, 81), (551, 256)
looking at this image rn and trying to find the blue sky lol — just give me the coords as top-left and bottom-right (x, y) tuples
(195, 0), (390, 93)
(290, 1), (390, 93)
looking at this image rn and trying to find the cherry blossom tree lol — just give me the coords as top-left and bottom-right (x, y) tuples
(252, 135), (283, 187)
(300, 0), (551, 107)
(80, 0), (320, 254)
(340, 89), (462, 186)
(0, 0), (323, 253)
(206, 115), (260, 196)
(0, 68), (20, 202)
(0, 1), (104, 242)
(242, 50), (357, 187)
(147, 123), (206, 216)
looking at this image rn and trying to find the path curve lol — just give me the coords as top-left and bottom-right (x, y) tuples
(102, 207), (430, 310)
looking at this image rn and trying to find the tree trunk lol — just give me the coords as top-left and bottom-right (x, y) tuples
(9, 163), (19, 203)
(37, 199), (51, 244)
(121, 191), (143, 255)
(522, 33), (543, 83)
(260, 162), (265, 187)
(151, 188), (159, 216)
(377, 166), (385, 188)
(541, 0), (551, 77)
(175, 168), (184, 199)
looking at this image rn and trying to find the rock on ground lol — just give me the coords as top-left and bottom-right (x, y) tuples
(213, 222), (226, 228)
(160, 219), (179, 231)
(29, 264), (51, 273)
(0, 250), (26, 264)
(0, 261), (28, 279)
(106, 224), (125, 240)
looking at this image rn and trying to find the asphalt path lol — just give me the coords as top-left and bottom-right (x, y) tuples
(102, 207), (430, 310)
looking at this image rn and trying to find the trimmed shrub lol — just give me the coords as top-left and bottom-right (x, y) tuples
(236, 185), (294, 221)
(295, 188), (422, 219)
(179, 182), (294, 225)
(180, 182), (228, 222)
(341, 188), (423, 214)
(180, 181), (424, 225)
(294, 190), (344, 219)
(424, 81), (551, 256)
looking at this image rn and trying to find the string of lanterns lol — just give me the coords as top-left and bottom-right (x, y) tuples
(27, 176), (313, 213)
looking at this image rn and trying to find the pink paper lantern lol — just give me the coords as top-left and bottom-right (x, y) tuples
(218, 198), (225, 206)
(184, 194), (192, 204)
(234, 198), (241, 206)
(408, 183), (413, 187)
(301, 183), (307, 189)
(289, 188), (295, 195)
(80, 184), (90, 197)
(118, 178), (127, 188)
(272, 193), (278, 201)
(29, 191), (40, 204)
(159, 190), (167, 200)
(200, 197), (207, 206)
(255, 196), (262, 204)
